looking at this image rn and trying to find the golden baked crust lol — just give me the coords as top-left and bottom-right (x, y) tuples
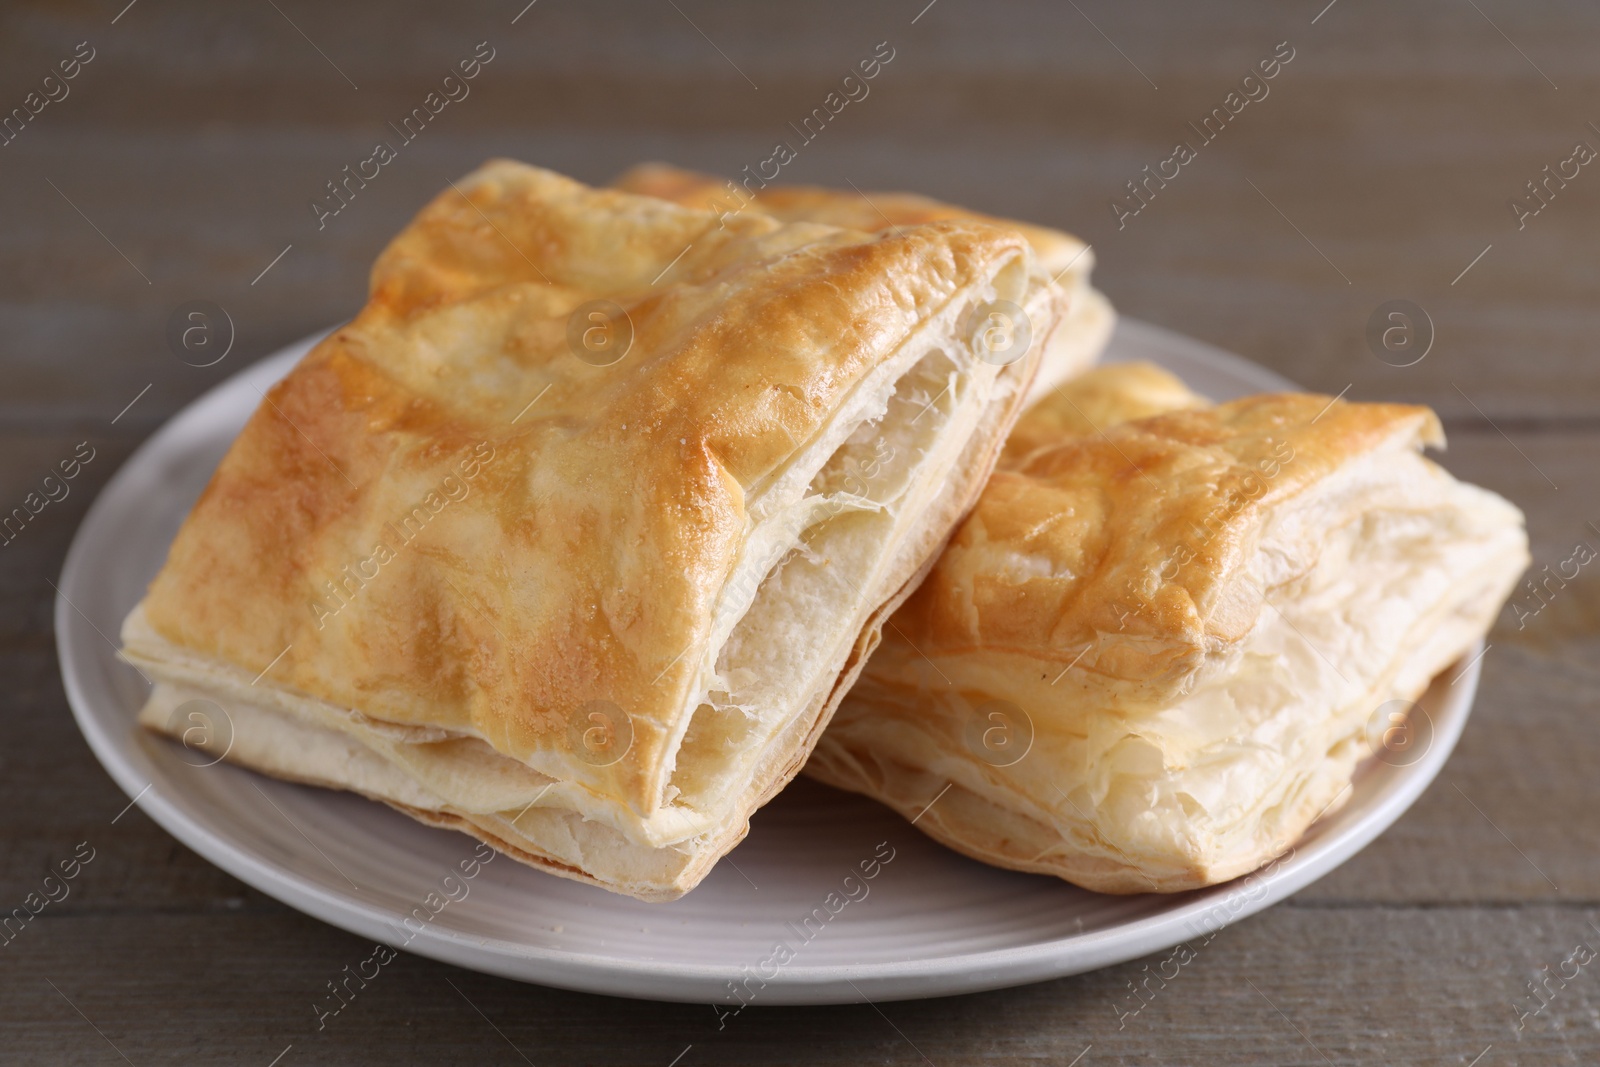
(1000, 361), (1208, 466)
(612, 163), (1115, 402)
(613, 162), (1090, 278)
(808, 378), (1529, 892)
(858, 394), (1454, 708)
(124, 159), (1056, 899)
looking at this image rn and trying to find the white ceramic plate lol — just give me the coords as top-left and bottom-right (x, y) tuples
(57, 318), (1481, 1005)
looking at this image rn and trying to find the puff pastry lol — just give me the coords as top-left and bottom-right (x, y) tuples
(807, 370), (1529, 892)
(611, 163), (1114, 403)
(122, 160), (1060, 900)
(999, 360), (1208, 466)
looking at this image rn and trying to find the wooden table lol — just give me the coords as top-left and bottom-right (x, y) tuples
(3, 1), (1595, 1063)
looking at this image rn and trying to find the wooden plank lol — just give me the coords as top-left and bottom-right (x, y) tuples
(2, 905), (1595, 1064)
(0, 4), (1598, 424)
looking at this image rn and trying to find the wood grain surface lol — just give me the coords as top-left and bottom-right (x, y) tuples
(3, 1), (1597, 1063)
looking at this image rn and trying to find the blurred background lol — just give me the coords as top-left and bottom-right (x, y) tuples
(3, 1), (1597, 1063)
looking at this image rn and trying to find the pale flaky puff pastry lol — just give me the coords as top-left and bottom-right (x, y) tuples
(806, 366), (1529, 892)
(611, 163), (1115, 403)
(121, 160), (1063, 901)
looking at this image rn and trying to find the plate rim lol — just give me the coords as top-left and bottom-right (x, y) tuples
(56, 317), (1478, 1004)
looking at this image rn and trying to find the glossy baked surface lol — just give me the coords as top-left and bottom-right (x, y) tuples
(121, 160), (1049, 899)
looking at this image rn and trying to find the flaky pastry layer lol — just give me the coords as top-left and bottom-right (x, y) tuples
(123, 160), (1059, 899)
(807, 369), (1529, 892)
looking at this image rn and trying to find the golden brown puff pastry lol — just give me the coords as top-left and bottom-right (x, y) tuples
(806, 377), (1529, 893)
(121, 159), (1061, 901)
(611, 163), (1114, 404)
(1000, 361), (1209, 467)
